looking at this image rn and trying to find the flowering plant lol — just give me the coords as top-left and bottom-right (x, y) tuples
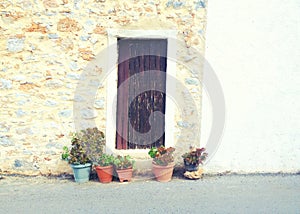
(148, 146), (176, 166)
(182, 147), (208, 166)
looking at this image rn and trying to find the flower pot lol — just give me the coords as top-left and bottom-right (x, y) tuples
(116, 168), (133, 182)
(184, 160), (199, 172)
(95, 165), (114, 183)
(70, 163), (92, 183)
(152, 162), (175, 182)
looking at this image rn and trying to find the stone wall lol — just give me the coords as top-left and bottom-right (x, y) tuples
(0, 0), (207, 175)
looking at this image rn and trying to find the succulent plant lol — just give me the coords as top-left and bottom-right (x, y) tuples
(113, 155), (134, 170)
(95, 153), (115, 167)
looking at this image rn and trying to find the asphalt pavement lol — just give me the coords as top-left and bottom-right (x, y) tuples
(0, 173), (299, 213)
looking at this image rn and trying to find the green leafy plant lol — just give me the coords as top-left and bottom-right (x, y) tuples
(95, 154), (115, 167)
(148, 146), (175, 166)
(61, 146), (69, 160)
(69, 133), (90, 165)
(68, 127), (105, 165)
(182, 147), (208, 166)
(113, 155), (135, 170)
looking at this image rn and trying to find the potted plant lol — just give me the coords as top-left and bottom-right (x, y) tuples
(113, 155), (134, 182)
(65, 127), (105, 183)
(148, 146), (176, 182)
(76, 127), (106, 164)
(182, 147), (208, 172)
(68, 132), (91, 183)
(94, 154), (115, 183)
(182, 146), (208, 180)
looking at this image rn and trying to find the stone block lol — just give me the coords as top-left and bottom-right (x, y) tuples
(94, 98), (105, 109)
(0, 78), (12, 89)
(0, 136), (14, 147)
(14, 159), (23, 167)
(7, 37), (24, 52)
(58, 110), (72, 118)
(80, 108), (98, 119)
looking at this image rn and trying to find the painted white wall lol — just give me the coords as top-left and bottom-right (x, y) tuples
(202, 0), (300, 172)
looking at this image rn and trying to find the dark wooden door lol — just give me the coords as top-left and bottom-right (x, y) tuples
(116, 39), (167, 149)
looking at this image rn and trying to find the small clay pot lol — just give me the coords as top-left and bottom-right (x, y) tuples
(116, 168), (133, 182)
(152, 162), (175, 182)
(95, 165), (114, 183)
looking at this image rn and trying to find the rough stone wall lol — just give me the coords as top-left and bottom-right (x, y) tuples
(0, 0), (207, 175)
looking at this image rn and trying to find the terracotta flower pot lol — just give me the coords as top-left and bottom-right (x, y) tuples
(116, 168), (133, 182)
(152, 162), (175, 182)
(95, 165), (114, 183)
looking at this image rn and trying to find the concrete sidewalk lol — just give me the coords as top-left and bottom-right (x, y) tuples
(0, 174), (299, 213)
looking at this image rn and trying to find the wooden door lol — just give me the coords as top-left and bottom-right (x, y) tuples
(116, 39), (167, 149)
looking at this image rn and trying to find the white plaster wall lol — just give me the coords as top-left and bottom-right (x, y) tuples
(202, 0), (300, 172)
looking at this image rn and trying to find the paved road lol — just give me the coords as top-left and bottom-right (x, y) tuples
(0, 174), (299, 213)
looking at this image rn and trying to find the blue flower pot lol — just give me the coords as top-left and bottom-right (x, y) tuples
(184, 161), (199, 172)
(70, 163), (92, 183)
